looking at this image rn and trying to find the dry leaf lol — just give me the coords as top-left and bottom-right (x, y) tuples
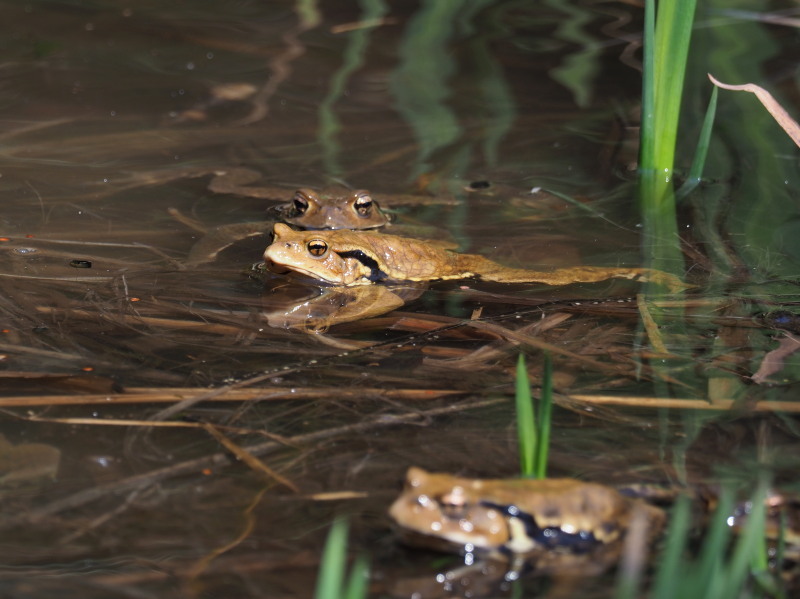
(709, 74), (800, 147)
(0, 435), (61, 486)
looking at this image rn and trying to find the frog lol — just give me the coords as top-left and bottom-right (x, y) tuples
(171, 183), (390, 265)
(388, 467), (665, 560)
(263, 223), (688, 291)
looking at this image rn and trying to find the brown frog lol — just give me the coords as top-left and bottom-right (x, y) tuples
(208, 168), (390, 229)
(172, 185), (389, 265)
(388, 467), (665, 582)
(264, 223), (688, 290)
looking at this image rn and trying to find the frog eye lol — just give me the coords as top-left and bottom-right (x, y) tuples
(293, 193), (309, 215)
(354, 193), (373, 217)
(307, 239), (328, 257)
(439, 492), (468, 519)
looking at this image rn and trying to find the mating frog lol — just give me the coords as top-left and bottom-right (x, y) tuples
(264, 223), (687, 290)
(388, 467), (665, 561)
(173, 185), (389, 264)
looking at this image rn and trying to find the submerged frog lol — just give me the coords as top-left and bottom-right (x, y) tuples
(388, 467), (665, 570)
(172, 185), (389, 264)
(264, 223), (687, 290)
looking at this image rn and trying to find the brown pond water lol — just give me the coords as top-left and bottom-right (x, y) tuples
(1, 1), (799, 597)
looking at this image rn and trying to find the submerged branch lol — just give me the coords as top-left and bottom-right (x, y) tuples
(0, 386), (464, 407)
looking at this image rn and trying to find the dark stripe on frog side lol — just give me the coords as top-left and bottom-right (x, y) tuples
(479, 501), (602, 553)
(336, 250), (389, 282)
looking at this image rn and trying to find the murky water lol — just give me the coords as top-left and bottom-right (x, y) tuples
(1, 1), (799, 598)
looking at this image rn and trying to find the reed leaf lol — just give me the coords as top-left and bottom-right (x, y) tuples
(315, 518), (349, 599)
(515, 353), (536, 477)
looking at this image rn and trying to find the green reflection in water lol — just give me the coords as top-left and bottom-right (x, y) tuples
(694, 4), (800, 280)
(389, 0), (514, 178)
(319, 0), (389, 177)
(297, 0), (321, 28)
(685, 0), (800, 394)
(545, 0), (599, 108)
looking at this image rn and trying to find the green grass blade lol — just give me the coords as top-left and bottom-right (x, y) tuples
(651, 494), (692, 599)
(343, 554), (370, 599)
(639, 0), (655, 178)
(676, 86), (718, 201)
(534, 352), (552, 479)
(315, 518), (348, 599)
(693, 486), (733, 594)
(651, 0), (697, 179)
(722, 482), (767, 597)
(515, 353), (536, 477)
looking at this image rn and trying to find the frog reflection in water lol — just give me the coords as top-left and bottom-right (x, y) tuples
(388, 467), (664, 577)
(262, 223), (686, 329)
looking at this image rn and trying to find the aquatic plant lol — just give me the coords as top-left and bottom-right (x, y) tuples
(616, 482), (783, 599)
(315, 518), (369, 599)
(515, 353), (553, 479)
(639, 0), (697, 277)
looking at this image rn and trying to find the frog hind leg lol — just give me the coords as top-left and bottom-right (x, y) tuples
(470, 256), (689, 292)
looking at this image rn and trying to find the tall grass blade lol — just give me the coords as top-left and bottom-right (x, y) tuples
(693, 486), (733, 594)
(639, 0), (698, 275)
(676, 86), (718, 201)
(651, 0), (698, 185)
(315, 518), (348, 599)
(343, 554), (370, 599)
(651, 494), (692, 599)
(535, 352), (553, 479)
(515, 353), (536, 477)
(639, 0), (655, 182)
(722, 482), (767, 598)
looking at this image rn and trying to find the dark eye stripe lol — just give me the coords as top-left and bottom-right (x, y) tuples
(336, 249), (387, 282)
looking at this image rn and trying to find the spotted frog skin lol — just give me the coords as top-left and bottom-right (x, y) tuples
(264, 223), (688, 290)
(388, 467), (665, 557)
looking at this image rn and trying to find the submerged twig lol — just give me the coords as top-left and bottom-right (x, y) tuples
(568, 394), (800, 412)
(202, 423), (299, 493)
(0, 386), (463, 407)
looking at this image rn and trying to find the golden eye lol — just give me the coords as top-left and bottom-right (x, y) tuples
(293, 193), (309, 215)
(354, 193), (373, 217)
(307, 239), (328, 257)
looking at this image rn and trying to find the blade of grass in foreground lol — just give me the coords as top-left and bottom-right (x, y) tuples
(640, 0), (698, 274)
(515, 353), (536, 478)
(535, 352), (553, 479)
(343, 554), (369, 599)
(650, 494), (692, 599)
(516, 353), (553, 479)
(676, 86), (718, 201)
(315, 518), (348, 599)
(316, 518), (368, 599)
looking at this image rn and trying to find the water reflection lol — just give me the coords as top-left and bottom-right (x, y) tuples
(0, 1), (799, 598)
